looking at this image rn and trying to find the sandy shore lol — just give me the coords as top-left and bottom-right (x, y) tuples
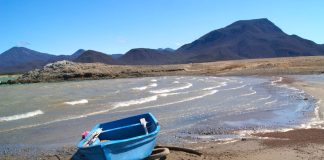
(6, 129), (323, 160)
(293, 79), (324, 121)
(183, 76), (324, 160)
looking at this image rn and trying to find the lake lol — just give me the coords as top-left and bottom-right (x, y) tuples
(0, 76), (318, 153)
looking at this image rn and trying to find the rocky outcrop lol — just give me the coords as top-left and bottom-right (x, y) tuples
(15, 60), (185, 83)
(17, 61), (112, 83)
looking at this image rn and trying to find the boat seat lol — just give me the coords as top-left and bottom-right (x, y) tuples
(101, 123), (142, 133)
(90, 138), (101, 146)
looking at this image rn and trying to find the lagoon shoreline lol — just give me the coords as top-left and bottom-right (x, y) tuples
(1, 56), (324, 85)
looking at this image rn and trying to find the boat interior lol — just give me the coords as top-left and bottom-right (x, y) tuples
(97, 114), (158, 142)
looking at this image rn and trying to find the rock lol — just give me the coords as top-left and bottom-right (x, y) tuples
(44, 60), (75, 70)
(12, 60), (187, 84)
(14, 60), (117, 83)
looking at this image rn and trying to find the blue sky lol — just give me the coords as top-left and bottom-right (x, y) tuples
(1, 0), (324, 55)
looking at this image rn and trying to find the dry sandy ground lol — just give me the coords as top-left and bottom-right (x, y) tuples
(156, 130), (324, 160)
(9, 129), (323, 160)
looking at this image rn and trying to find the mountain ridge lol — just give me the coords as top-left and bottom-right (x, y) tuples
(1, 18), (324, 73)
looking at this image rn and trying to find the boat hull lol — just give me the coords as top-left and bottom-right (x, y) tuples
(75, 113), (160, 160)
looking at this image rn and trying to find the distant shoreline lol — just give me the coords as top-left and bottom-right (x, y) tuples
(0, 56), (323, 85)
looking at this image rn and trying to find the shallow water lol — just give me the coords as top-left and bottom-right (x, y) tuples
(0, 76), (318, 151)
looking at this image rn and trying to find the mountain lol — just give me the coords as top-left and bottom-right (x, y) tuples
(0, 48), (114, 73)
(176, 18), (324, 62)
(119, 48), (175, 65)
(0, 47), (55, 73)
(0, 48), (86, 74)
(118, 18), (324, 64)
(73, 50), (119, 64)
(0, 47), (54, 67)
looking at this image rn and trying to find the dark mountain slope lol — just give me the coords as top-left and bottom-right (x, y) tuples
(119, 48), (175, 65)
(176, 18), (324, 63)
(73, 50), (119, 64)
(0, 47), (54, 67)
(0, 47), (55, 73)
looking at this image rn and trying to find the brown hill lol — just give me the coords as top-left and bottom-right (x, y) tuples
(73, 50), (119, 64)
(119, 48), (175, 65)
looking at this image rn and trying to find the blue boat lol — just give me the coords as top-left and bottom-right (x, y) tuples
(75, 113), (160, 160)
